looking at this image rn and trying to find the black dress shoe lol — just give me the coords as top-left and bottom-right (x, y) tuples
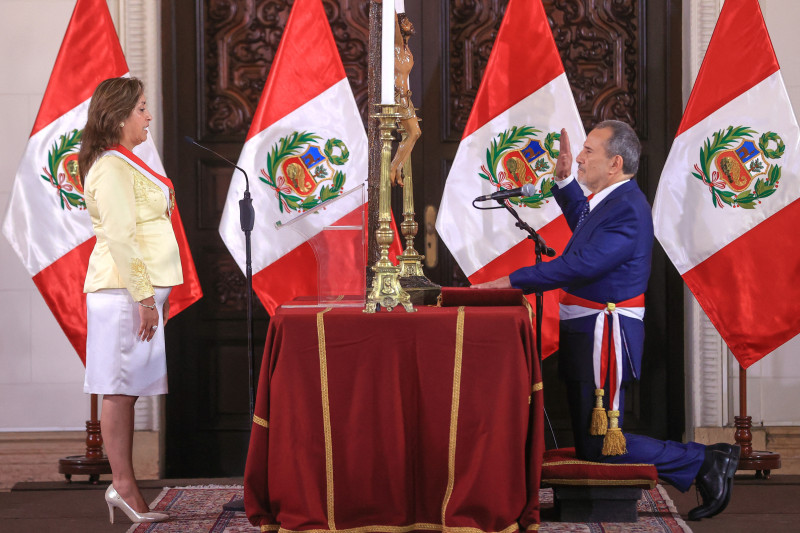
(688, 445), (740, 520)
(706, 444), (740, 515)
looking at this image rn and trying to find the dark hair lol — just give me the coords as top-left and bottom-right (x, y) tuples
(397, 13), (415, 45)
(595, 119), (641, 176)
(78, 77), (144, 181)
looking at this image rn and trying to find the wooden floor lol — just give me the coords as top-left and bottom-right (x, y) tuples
(1, 475), (799, 533)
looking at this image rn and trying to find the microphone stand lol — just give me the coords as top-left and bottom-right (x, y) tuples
(496, 200), (554, 364)
(185, 137), (254, 512)
(474, 198), (558, 448)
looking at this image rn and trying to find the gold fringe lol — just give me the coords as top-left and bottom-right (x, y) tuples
(601, 410), (627, 456)
(589, 388), (606, 435)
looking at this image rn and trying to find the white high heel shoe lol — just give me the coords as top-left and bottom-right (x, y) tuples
(105, 484), (169, 524)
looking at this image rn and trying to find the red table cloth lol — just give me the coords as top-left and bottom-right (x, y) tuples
(244, 304), (544, 532)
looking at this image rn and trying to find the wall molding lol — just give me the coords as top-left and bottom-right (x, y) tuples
(114, 0), (163, 153)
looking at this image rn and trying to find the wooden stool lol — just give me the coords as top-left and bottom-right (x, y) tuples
(542, 448), (658, 523)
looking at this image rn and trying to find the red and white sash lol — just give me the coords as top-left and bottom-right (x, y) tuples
(100, 145), (175, 216)
(559, 292), (645, 413)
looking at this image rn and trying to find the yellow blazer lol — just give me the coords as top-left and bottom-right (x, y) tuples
(83, 155), (183, 302)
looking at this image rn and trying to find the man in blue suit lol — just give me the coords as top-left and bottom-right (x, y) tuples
(473, 120), (738, 520)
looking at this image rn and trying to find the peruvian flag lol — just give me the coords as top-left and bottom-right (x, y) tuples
(220, 0), (392, 314)
(653, 0), (800, 368)
(435, 0), (585, 357)
(1, 0), (202, 364)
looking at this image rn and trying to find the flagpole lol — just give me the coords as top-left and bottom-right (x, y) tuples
(57, 394), (111, 483)
(734, 365), (781, 478)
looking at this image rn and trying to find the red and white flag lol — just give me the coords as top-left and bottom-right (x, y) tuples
(220, 0), (384, 313)
(435, 0), (585, 357)
(1, 0), (202, 364)
(654, 0), (800, 368)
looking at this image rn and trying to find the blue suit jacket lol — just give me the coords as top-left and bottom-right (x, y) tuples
(508, 179), (653, 382)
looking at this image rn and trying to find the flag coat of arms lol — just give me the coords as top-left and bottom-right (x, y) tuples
(1, 0), (202, 364)
(435, 0), (586, 357)
(219, 0), (372, 314)
(653, 0), (800, 368)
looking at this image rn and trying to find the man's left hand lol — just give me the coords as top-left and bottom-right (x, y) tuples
(471, 276), (512, 289)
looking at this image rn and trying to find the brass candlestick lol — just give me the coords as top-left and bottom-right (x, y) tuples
(365, 103), (414, 313)
(395, 119), (440, 305)
(396, 120), (425, 278)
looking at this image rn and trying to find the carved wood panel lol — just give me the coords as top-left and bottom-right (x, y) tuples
(545, 0), (642, 132)
(446, 0), (642, 138)
(203, 0), (371, 139)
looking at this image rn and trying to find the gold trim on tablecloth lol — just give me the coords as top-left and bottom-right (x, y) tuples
(521, 296), (534, 326)
(529, 381), (544, 404)
(317, 307), (336, 530)
(543, 460), (653, 467)
(440, 306), (466, 528)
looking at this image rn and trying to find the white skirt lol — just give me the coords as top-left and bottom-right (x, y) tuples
(84, 287), (171, 396)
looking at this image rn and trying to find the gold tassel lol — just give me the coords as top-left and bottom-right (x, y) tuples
(590, 388), (607, 435)
(602, 410), (627, 456)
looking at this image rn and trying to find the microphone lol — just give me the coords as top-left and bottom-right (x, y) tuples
(184, 136), (254, 232)
(184, 136), (250, 192)
(475, 183), (536, 202)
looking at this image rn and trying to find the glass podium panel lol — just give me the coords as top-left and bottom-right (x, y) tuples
(278, 185), (366, 308)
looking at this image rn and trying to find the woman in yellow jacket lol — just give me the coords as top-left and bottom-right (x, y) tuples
(79, 77), (182, 524)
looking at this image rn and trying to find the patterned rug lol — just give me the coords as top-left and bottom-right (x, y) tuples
(127, 485), (691, 533)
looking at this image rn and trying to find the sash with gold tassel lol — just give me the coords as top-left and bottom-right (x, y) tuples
(559, 292), (645, 455)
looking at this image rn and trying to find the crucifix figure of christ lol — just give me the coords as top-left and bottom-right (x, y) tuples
(390, 7), (440, 301)
(389, 11), (419, 187)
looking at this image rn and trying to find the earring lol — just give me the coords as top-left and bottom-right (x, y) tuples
(120, 122), (125, 128)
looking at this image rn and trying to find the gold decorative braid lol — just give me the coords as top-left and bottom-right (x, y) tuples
(316, 307), (336, 530)
(529, 382), (543, 405)
(543, 460), (653, 467)
(441, 306), (466, 528)
(526, 526), (540, 531)
(542, 478), (656, 488)
(253, 415), (269, 428)
(129, 257), (154, 299)
(264, 522), (520, 533)
(520, 296), (534, 326)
